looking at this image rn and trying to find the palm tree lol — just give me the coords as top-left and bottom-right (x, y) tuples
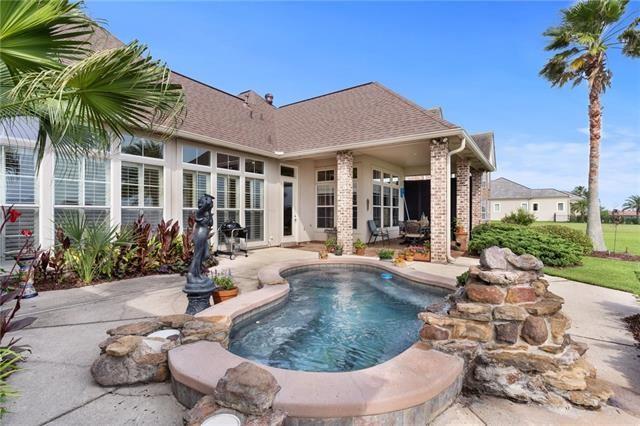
(0, 0), (185, 166)
(540, 0), (639, 251)
(570, 185), (588, 221)
(622, 195), (640, 221)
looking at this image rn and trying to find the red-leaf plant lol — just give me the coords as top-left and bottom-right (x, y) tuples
(0, 206), (38, 351)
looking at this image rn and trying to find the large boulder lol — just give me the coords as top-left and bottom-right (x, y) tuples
(91, 340), (163, 386)
(480, 246), (511, 270)
(215, 362), (282, 416)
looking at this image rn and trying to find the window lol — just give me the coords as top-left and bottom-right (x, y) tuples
(316, 183), (335, 228)
(217, 153), (240, 171)
(121, 135), (163, 159)
(182, 145), (210, 166)
(54, 156), (109, 227)
(280, 166), (295, 177)
(183, 171), (210, 226)
(245, 159), (264, 174)
(373, 169), (400, 228)
(0, 146), (38, 260)
(493, 203), (501, 212)
(352, 168), (358, 229)
(557, 202), (565, 212)
(520, 202), (528, 211)
(121, 163), (163, 226)
(317, 170), (334, 182)
(216, 174), (239, 242)
(532, 203), (539, 212)
(245, 178), (264, 241)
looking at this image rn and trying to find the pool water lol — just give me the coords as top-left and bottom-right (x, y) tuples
(228, 266), (448, 372)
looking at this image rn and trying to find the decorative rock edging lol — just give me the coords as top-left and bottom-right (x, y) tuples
(91, 314), (231, 386)
(419, 246), (613, 409)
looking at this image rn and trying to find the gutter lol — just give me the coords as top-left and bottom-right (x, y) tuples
(446, 137), (466, 263)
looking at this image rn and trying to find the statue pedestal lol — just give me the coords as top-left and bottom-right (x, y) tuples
(184, 277), (216, 315)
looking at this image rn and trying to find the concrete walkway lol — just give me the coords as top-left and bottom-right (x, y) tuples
(5, 248), (639, 425)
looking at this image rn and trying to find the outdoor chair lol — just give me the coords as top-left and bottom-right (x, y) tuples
(403, 220), (424, 245)
(367, 220), (390, 246)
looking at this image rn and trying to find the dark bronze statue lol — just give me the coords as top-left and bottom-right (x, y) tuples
(184, 194), (217, 314)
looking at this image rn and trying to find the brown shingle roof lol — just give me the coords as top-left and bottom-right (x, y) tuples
(471, 132), (495, 166)
(86, 28), (494, 164)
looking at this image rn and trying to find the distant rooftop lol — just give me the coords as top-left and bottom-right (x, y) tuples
(490, 177), (577, 200)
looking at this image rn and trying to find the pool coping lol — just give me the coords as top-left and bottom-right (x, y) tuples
(170, 258), (463, 420)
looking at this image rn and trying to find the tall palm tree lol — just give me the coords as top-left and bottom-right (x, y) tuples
(540, 0), (639, 251)
(622, 195), (640, 221)
(570, 185), (588, 222)
(0, 0), (185, 166)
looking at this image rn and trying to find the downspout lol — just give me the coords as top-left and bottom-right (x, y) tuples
(446, 138), (466, 263)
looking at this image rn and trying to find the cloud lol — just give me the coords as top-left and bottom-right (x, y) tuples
(495, 126), (640, 208)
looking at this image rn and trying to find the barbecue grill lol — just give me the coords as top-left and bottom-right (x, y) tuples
(215, 220), (248, 260)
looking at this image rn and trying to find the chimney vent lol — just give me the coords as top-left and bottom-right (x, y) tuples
(265, 93), (274, 105)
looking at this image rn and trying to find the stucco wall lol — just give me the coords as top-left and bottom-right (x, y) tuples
(489, 197), (571, 222)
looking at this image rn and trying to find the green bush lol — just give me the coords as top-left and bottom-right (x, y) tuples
(501, 208), (536, 226)
(469, 223), (583, 267)
(535, 225), (593, 255)
(378, 249), (395, 260)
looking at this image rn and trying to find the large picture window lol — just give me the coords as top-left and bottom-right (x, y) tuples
(217, 153), (240, 171)
(245, 178), (264, 241)
(182, 145), (210, 166)
(54, 156), (109, 227)
(373, 169), (400, 228)
(183, 171), (210, 226)
(0, 146), (38, 260)
(121, 162), (163, 226)
(316, 170), (335, 228)
(121, 135), (163, 159)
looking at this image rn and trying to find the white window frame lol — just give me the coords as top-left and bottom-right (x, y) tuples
(120, 134), (165, 160)
(244, 158), (265, 176)
(182, 143), (211, 168)
(557, 202), (565, 212)
(520, 202), (528, 211)
(120, 162), (164, 225)
(182, 169), (211, 225)
(494, 203), (501, 213)
(315, 168), (335, 229)
(54, 155), (110, 227)
(352, 167), (358, 230)
(373, 168), (400, 228)
(244, 177), (265, 242)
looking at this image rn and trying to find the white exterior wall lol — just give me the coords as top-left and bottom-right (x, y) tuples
(489, 197), (571, 222)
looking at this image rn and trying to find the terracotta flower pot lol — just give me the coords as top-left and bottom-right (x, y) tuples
(355, 247), (366, 256)
(405, 255), (415, 262)
(414, 252), (431, 262)
(213, 287), (238, 304)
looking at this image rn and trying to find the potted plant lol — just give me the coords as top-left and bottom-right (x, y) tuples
(212, 269), (238, 303)
(318, 249), (328, 260)
(334, 244), (344, 256)
(354, 239), (367, 256)
(454, 220), (469, 252)
(378, 248), (394, 262)
(325, 238), (337, 253)
(404, 247), (416, 262)
(392, 256), (406, 267)
(414, 242), (431, 262)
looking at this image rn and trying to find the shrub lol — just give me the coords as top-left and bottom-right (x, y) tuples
(325, 238), (337, 250)
(536, 225), (593, 255)
(501, 208), (536, 226)
(213, 270), (235, 290)
(469, 223), (583, 267)
(354, 239), (367, 250)
(456, 271), (469, 287)
(378, 249), (394, 260)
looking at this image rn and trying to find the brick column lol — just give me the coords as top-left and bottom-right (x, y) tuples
(336, 151), (353, 255)
(456, 157), (470, 233)
(430, 140), (448, 263)
(471, 168), (483, 229)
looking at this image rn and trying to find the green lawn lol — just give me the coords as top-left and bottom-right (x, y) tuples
(545, 256), (640, 295)
(532, 221), (640, 255)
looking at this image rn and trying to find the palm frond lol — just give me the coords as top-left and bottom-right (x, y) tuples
(0, 0), (96, 77)
(618, 16), (640, 56)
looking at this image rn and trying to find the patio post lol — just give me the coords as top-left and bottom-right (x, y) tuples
(471, 168), (483, 229)
(336, 151), (354, 255)
(456, 157), (471, 233)
(430, 139), (449, 263)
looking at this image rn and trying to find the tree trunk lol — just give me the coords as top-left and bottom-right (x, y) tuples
(586, 82), (607, 251)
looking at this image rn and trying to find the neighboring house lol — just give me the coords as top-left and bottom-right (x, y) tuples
(0, 29), (496, 263)
(489, 178), (579, 222)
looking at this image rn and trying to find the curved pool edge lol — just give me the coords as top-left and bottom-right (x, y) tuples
(169, 340), (464, 420)
(172, 258), (463, 421)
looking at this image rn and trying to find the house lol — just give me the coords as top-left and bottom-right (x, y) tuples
(0, 29), (496, 264)
(489, 177), (579, 222)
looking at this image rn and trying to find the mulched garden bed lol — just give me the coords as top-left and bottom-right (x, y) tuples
(591, 251), (640, 262)
(623, 314), (640, 348)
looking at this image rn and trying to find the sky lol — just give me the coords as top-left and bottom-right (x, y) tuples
(86, 0), (640, 209)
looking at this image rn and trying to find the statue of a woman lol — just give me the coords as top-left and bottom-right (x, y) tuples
(184, 194), (216, 314)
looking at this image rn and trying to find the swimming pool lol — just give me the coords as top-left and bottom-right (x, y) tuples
(228, 265), (448, 372)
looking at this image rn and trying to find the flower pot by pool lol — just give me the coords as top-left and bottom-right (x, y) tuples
(414, 252), (431, 262)
(355, 247), (366, 256)
(213, 287), (238, 304)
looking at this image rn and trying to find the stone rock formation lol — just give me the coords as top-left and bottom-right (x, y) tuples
(184, 363), (286, 426)
(92, 314), (231, 386)
(419, 246), (613, 409)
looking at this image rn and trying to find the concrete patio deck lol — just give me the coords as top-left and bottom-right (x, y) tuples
(5, 247), (640, 425)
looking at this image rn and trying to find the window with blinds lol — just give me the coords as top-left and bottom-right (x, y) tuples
(316, 183), (335, 229)
(0, 146), (38, 260)
(216, 174), (239, 242)
(121, 162), (163, 226)
(183, 171), (210, 226)
(245, 178), (264, 241)
(54, 156), (109, 229)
